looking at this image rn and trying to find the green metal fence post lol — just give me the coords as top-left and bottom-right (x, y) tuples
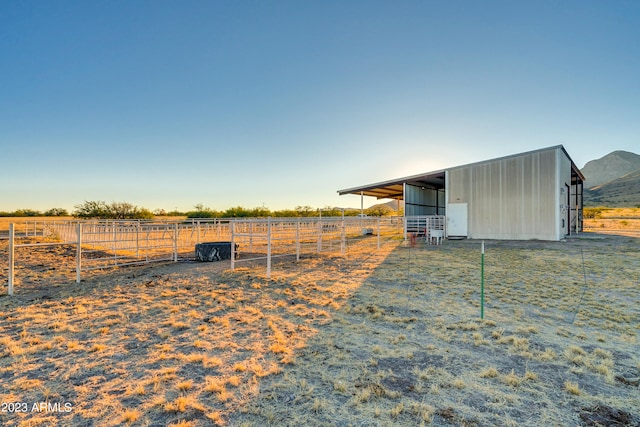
(481, 240), (485, 319)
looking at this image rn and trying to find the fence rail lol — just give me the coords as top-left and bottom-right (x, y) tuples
(4, 216), (429, 296)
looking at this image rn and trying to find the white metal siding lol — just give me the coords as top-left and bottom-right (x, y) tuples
(447, 148), (560, 240)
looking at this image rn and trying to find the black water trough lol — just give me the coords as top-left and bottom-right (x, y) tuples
(195, 242), (238, 262)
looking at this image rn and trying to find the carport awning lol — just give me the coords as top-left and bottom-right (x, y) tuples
(338, 170), (446, 199)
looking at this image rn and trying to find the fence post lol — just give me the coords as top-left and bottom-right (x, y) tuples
(8, 223), (15, 296)
(76, 222), (82, 283)
(296, 219), (300, 262)
(173, 223), (178, 262)
(377, 218), (381, 249)
(230, 221), (235, 271)
(317, 219), (322, 253)
(266, 217), (272, 279)
(112, 222), (117, 263)
(480, 240), (485, 320)
(403, 217), (407, 241)
(341, 218), (346, 255)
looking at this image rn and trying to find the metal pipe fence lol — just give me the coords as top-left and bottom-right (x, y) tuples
(3, 216), (414, 296)
(0, 220), (51, 239)
(404, 215), (446, 239)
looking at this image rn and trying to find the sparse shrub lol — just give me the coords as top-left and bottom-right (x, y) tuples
(502, 369), (521, 386)
(165, 396), (189, 412)
(334, 380), (347, 393)
(583, 207), (605, 219)
(390, 402), (404, 417)
(480, 367), (499, 378)
(177, 380), (193, 391)
(564, 381), (581, 395)
(312, 398), (327, 413)
(121, 408), (140, 423)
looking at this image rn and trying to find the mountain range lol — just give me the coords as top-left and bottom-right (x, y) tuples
(581, 151), (640, 207)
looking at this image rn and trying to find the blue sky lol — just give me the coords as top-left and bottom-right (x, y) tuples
(2, 0), (639, 213)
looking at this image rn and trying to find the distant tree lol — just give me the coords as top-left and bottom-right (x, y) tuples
(13, 208), (42, 217)
(366, 205), (394, 217)
(109, 202), (134, 219)
(44, 208), (69, 217)
(295, 206), (315, 217)
(223, 206), (252, 218)
(109, 202), (154, 220)
(249, 206), (271, 217)
(186, 204), (219, 218)
(319, 206), (344, 217)
(73, 201), (153, 219)
(74, 201), (110, 219)
(273, 208), (299, 217)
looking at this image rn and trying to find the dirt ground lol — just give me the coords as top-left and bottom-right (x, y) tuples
(0, 233), (638, 426)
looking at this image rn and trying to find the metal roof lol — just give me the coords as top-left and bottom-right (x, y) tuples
(337, 145), (584, 199)
(337, 170), (445, 199)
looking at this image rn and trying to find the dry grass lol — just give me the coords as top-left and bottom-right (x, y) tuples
(0, 229), (639, 426)
(584, 207), (640, 236)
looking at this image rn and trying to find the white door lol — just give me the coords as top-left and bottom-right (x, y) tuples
(447, 203), (468, 237)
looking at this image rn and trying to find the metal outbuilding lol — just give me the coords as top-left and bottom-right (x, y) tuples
(338, 145), (585, 241)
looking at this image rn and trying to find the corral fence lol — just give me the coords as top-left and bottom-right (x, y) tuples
(404, 215), (446, 238)
(0, 219), (51, 239)
(3, 216), (445, 296)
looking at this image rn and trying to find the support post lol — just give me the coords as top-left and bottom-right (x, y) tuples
(377, 218), (381, 249)
(480, 240), (485, 319)
(8, 223), (15, 296)
(76, 222), (82, 283)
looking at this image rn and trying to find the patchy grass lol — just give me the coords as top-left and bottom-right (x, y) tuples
(0, 233), (639, 426)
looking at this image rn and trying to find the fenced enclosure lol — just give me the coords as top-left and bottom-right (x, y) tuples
(2, 216), (422, 296)
(404, 215), (446, 237)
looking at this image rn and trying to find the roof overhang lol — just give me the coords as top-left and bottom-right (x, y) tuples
(337, 145), (584, 199)
(337, 170), (445, 199)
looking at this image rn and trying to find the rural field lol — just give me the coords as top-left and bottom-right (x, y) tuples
(583, 207), (640, 237)
(0, 215), (639, 426)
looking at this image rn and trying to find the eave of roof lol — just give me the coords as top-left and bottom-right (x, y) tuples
(337, 171), (445, 198)
(337, 145), (585, 198)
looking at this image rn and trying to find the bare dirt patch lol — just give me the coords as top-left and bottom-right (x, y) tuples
(1, 233), (639, 426)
